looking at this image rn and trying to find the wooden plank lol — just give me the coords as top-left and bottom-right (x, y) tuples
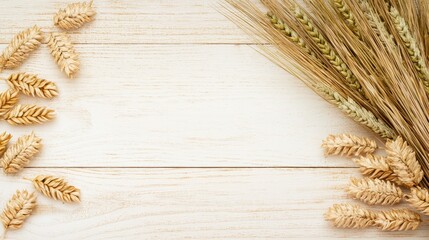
(0, 44), (376, 167)
(0, 168), (426, 239)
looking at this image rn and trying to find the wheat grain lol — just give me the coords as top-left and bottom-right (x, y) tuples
(0, 132), (42, 174)
(5, 104), (55, 125)
(332, 0), (360, 37)
(321, 133), (377, 157)
(405, 187), (429, 215)
(7, 73), (58, 99)
(353, 155), (400, 183)
(54, 0), (96, 30)
(32, 175), (80, 203)
(347, 177), (402, 205)
(0, 132), (11, 157)
(386, 136), (424, 187)
(375, 209), (421, 231)
(324, 203), (377, 228)
(46, 32), (80, 78)
(0, 89), (19, 117)
(0, 190), (36, 231)
(0, 26), (43, 71)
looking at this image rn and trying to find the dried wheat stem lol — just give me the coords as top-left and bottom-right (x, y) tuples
(332, 0), (360, 37)
(347, 177), (402, 205)
(353, 155), (400, 183)
(385, 136), (424, 187)
(32, 175), (80, 203)
(405, 187), (429, 215)
(324, 203), (377, 228)
(0, 26), (43, 72)
(0, 132), (11, 158)
(46, 32), (80, 78)
(54, 0), (96, 30)
(322, 133), (377, 157)
(5, 104), (55, 125)
(6, 73), (58, 99)
(0, 132), (42, 174)
(375, 209), (421, 231)
(0, 190), (36, 231)
(0, 89), (19, 117)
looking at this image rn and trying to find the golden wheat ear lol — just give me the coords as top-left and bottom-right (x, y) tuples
(321, 133), (377, 157)
(0, 190), (36, 231)
(54, 1), (96, 30)
(46, 32), (80, 78)
(0, 26), (43, 72)
(353, 155), (401, 184)
(5, 104), (55, 125)
(0, 132), (12, 157)
(346, 177), (402, 205)
(31, 175), (80, 203)
(0, 88), (19, 117)
(6, 73), (58, 99)
(324, 203), (377, 228)
(375, 209), (421, 231)
(405, 187), (429, 215)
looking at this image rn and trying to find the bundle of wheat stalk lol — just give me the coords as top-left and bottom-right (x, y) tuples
(223, 0), (429, 188)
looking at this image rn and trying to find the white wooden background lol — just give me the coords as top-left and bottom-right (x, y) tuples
(0, 0), (427, 239)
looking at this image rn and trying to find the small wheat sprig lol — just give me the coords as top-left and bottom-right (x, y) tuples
(0, 26), (43, 71)
(385, 136), (424, 187)
(6, 73), (58, 99)
(0, 132), (42, 174)
(0, 190), (36, 231)
(405, 187), (429, 215)
(46, 32), (80, 78)
(321, 133), (377, 157)
(5, 104), (55, 125)
(0, 89), (19, 117)
(54, 0), (96, 30)
(346, 177), (403, 205)
(353, 155), (400, 184)
(31, 175), (80, 203)
(0, 132), (12, 157)
(324, 203), (377, 229)
(332, 0), (360, 37)
(375, 209), (421, 231)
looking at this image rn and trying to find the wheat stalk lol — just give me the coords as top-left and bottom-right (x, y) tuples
(0, 26), (43, 72)
(0, 132), (11, 157)
(375, 209), (421, 231)
(5, 104), (55, 125)
(46, 32), (80, 78)
(6, 73), (58, 99)
(0, 89), (19, 117)
(0, 132), (42, 174)
(324, 203), (377, 228)
(386, 136), (424, 187)
(346, 177), (402, 205)
(0, 190), (36, 231)
(405, 187), (429, 215)
(321, 133), (377, 157)
(332, 0), (360, 37)
(353, 155), (400, 184)
(54, 0), (96, 30)
(31, 175), (80, 203)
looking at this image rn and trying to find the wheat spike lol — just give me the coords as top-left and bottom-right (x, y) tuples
(332, 0), (360, 37)
(385, 136), (424, 187)
(0, 132), (42, 174)
(0, 26), (43, 71)
(0, 190), (36, 232)
(353, 155), (400, 183)
(0, 132), (12, 157)
(405, 187), (429, 215)
(7, 73), (58, 99)
(347, 177), (402, 205)
(321, 133), (377, 157)
(325, 203), (377, 228)
(31, 175), (80, 203)
(5, 104), (55, 125)
(54, 1), (96, 30)
(46, 32), (80, 78)
(0, 89), (19, 117)
(375, 209), (421, 231)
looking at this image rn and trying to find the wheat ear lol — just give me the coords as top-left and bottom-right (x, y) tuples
(321, 133), (377, 157)
(0, 132), (42, 174)
(385, 136), (424, 187)
(5, 104), (55, 125)
(375, 209), (421, 231)
(0, 132), (11, 157)
(54, 0), (96, 30)
(7, 73), (58, 99)
(332, 0), (360, 37)
(353, 155), (400, 184)
(324, 203), (377, 228)
(0, 26), (43, 71)
(46, 32), (80, 78)
(31, 175), (80, 203)
(405, 187), (429, 215)
(346, 177), (402, 205)
(0, 190), (36, 231)
(0, 89), (19, 117)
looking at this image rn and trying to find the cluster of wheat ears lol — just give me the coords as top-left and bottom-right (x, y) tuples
(0, 1), (95, 238)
